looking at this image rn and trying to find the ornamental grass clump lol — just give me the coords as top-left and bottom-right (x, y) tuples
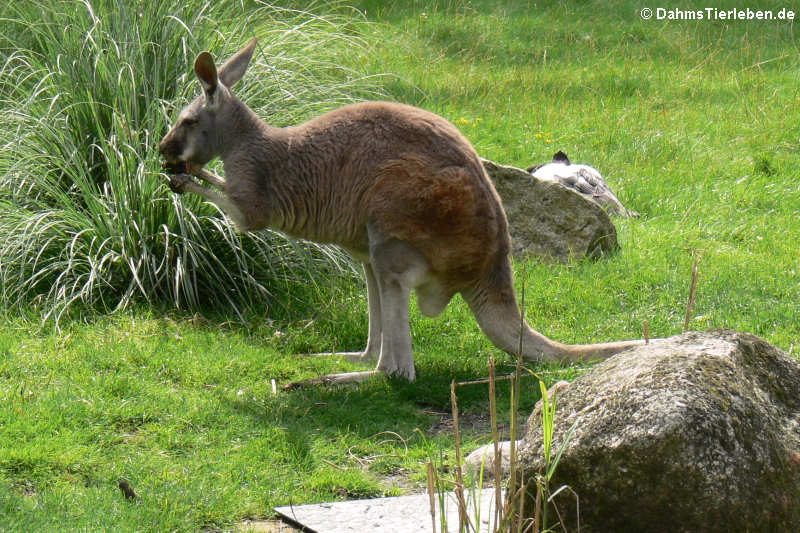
(0, 0), (379, 323)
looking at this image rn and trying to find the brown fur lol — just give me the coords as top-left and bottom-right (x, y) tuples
(159, 39), (644, 382)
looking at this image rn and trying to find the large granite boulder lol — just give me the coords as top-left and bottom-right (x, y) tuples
(483, 159), (619, 262)
(517, 330), (800, 533)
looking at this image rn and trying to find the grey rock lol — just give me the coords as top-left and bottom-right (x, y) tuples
(465, 381), (569, 479)
(465, 440), (515, 479)
(517, 330), (800, 533)
(483, 159), (619, 262)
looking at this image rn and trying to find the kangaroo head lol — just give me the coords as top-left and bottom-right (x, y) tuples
(159, 38), (258, 167)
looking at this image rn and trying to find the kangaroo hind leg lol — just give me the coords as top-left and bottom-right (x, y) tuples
(305, 262), (382, 363)
(367, 232), (431, 381)
(283, 263), (382, 389)
(285, 233), (429, 388)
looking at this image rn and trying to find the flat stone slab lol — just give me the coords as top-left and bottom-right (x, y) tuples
(275, 488), (504, 532)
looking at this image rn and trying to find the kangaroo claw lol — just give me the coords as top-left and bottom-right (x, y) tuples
(167, 173), (193, 194)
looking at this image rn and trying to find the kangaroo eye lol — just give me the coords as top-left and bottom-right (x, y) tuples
(181, 117), (198, 127)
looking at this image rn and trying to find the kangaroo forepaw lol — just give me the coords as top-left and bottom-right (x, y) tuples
(167, 173), (194, 195)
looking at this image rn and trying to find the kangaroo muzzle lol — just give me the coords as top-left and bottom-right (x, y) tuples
(158, 129), (190, 174)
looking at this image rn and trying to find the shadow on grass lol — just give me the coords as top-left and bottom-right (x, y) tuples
(220, 357), (545, 444)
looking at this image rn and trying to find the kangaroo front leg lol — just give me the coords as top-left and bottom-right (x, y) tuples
(169, 174), (248, 229)
(189, 165), (227, 190)
(304, 262), (382, 363)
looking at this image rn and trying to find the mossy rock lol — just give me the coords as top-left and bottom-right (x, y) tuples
(518, 330), (800, 533)
(483, 159), (619, 262)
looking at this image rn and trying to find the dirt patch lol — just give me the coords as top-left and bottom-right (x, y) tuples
(376, 467), (425, 494)
(13, 479), (37, 498)
(237, 519), (300, 532)
(425, 408), (514, 439)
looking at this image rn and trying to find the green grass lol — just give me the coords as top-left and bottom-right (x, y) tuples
(1, 0), (799, 531)
(0, 310), (543, 532)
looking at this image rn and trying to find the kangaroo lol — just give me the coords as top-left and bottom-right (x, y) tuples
(158, 39), (644, 385)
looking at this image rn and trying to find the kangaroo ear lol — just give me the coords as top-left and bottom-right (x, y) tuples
(194, 51), (219, 101)
(218, 38), (258, 88)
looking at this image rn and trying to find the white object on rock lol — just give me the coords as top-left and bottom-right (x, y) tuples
(528, 151), (636, 217)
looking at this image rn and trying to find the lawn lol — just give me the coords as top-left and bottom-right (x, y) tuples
(1, 1), (798, 531)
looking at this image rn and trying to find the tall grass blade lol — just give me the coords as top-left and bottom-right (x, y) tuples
(427, 461), (438, 533)
(546, 419), (578, 481)
(488, 358), (502, 532)
(450, 380), (471, 532)
(683, 254), (701, 333)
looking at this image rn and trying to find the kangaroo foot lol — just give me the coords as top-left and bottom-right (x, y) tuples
(306, 350), (378, 363)
(282, 370), (379, 390)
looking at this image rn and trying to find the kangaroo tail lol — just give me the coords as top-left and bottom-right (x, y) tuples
(461, 254), (642, 363)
